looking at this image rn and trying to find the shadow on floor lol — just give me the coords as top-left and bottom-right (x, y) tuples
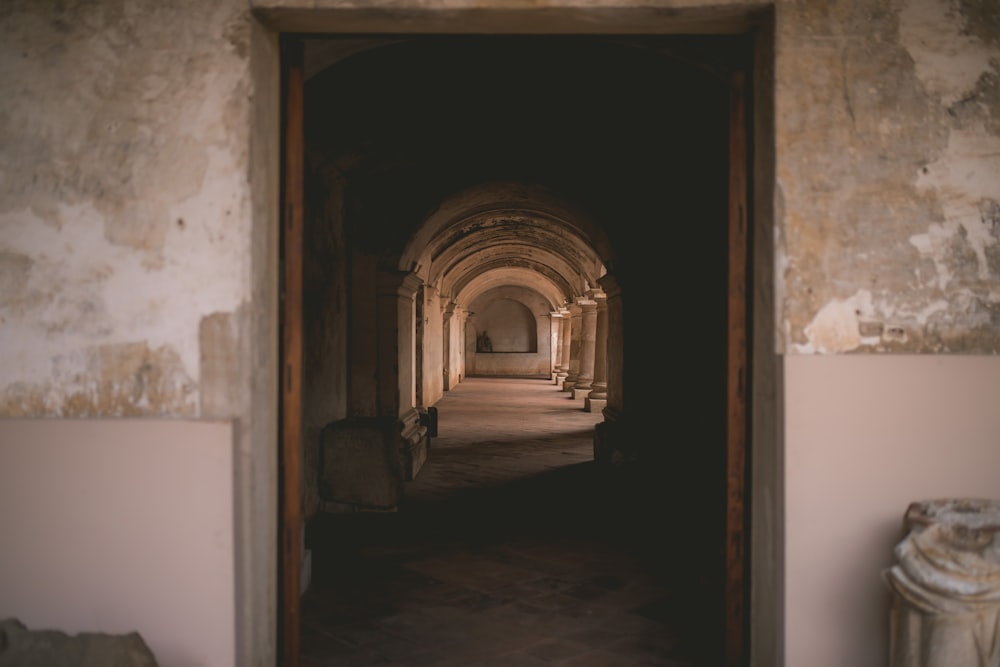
(301, 379), (723, 667)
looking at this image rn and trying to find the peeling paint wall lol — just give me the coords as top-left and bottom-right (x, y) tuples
(777, 0), (1000, 353)
(0, 2), (280, 665)
(0, 0), (259, 415)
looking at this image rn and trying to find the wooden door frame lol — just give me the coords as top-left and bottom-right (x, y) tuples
(279, 34), (304, 667)
(726, 67), (750, 667)
(276, 29), (755, 667)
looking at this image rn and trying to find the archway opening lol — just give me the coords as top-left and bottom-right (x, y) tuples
(283, 32), (757, 667)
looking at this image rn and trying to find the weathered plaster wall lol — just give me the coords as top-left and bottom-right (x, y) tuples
(776, 0), (1000, 353)
(0, 2), (280, 665)
(0, 0), (263, 414)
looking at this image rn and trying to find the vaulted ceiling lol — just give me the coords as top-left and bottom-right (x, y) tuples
(304, 35), (733, 312)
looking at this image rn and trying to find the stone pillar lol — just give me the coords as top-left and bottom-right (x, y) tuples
(456, 307), (468, 383)
(562, 301), (583, 392)
(556, 307), (571, 387)
(549, 311), (562, 383)
(594, 273), (624, 464)
(585, 290), (608, 413)
(320, 270), (429, 511)
(442, 301), (456, 391)
(465, 313), (478, 376)
(376, 271), (428, 480)
(572, 298), (598, 399)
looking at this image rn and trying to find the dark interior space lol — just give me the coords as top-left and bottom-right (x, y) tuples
(298, 34), (749, 666)
(305, 377), (715, 666)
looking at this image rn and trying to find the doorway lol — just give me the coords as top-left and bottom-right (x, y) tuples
(276, 21), (771, 667)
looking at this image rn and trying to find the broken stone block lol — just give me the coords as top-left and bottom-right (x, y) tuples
(883, 498), (1000, 667)
(0, 618), (159, 667)
(319, 417), (405, 511)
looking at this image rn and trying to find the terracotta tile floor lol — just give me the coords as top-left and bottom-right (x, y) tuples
(301, 377), (720, 667)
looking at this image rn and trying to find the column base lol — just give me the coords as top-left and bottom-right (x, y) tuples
(318, 413), (429, 511)
(593, 410), (633, 466)
(562, 380), (576, 392)
(571, 385), (591, 400)
(585, 397), (606, 413)
(400, 408), (430, 481)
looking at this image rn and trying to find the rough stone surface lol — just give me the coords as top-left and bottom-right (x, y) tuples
(319, 419), (405, 510)
(883, 498), (1000, 667)
(777, 0), (1000, 354)
(0, 618), (159, 667)
(0, 0), (259, 415)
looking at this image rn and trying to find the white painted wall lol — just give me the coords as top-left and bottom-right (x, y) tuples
(0, 419), (237, 667)
(784, 355), (1000, 667)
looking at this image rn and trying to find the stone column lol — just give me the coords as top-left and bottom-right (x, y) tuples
(585, 290), (608, 413)
(456, 307), (468, 383)
(563, 301), (583, 392)
(556, 307), (571, 387)
(442, 301), (456, 391)
(376, 270), (428, 479)
(884, 498), (1000, 667)
(572, 298), (598, 400)
(550, 311), (563, 383)
(321, 270), (429, 511)
(594, 272), (624, 464)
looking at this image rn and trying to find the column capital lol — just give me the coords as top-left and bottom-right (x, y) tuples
(597, 272), (621, 299)
(376, 270), (423, 298)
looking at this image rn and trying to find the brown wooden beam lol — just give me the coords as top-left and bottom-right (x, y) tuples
(279, 34), (304, 667)
(725, 67), (749, 667)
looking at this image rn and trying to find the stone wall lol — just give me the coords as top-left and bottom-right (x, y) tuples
(0, 2), (279, 664)
(1, 1), (997, 666)
(0, 0), (260, 416)
(776, 0), (1000, 353)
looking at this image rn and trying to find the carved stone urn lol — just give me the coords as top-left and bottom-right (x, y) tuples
(883, 498), (1000, 667)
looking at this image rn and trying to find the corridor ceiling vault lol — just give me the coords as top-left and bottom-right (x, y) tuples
(303, 34), (735, 313)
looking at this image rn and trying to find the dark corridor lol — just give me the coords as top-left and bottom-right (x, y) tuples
(294, 34), (751, 667)
(303, 377), (719, 667)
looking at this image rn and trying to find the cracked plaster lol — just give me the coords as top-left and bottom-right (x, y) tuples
(0, 0), (258, 415)
(780, 0), (1000, 354)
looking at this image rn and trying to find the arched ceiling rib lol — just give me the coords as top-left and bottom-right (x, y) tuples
(446, 257), (578, 307)
(401, 183), (611, 271)
(402, 182), (608, 313)
(456, 268), (567, 311)
(435, 244), (587, 298)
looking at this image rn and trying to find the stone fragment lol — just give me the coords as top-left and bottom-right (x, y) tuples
(883, 498), (1000, 667)
(0, 618), (159, 667)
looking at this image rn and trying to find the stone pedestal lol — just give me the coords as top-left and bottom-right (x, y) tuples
(883, 498), (1000, 667)
(319, 416), (425, 511)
